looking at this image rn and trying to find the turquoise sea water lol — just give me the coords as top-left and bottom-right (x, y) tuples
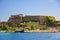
(0, 32), (60, 40)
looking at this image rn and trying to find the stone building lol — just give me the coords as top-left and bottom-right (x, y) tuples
(23, 15), (47, 24)
(7, 14), (56, 27)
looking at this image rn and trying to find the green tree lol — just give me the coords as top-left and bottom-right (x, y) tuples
(20, 27), (24, 30)
(46, 16), (55, 22)
(46, 16), (55, 26)
(31, 25), (35, 30)
(23, 20), (30, 22)
(9, 27), (16, 31)
(2, 25), (8, 30)
(40, 27), (48, 30)
(31, 20), (39, 22)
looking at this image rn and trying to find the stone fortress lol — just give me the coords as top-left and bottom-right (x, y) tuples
(7, 14), (56, 27)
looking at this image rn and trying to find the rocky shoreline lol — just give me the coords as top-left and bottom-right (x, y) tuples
(25, 27), (59, 33)
(25, 30), (59, 33)
(0, 27), (60, 33)
(0, 30), (59, 33)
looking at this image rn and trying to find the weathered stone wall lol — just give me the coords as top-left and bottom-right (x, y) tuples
(23, 16), (40, 21)
(39, 16), (46, 24)
(7, 14), (56, 27)
(23, 16), (47, 24)
(8, 15), (22, 23)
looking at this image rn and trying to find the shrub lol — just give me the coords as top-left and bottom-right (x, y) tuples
(46, 16), (55, 22)
(40, 27), (48, 30)
(0, 28), (2, 30)
(31, 25), (35, 30)
(20, 27), (24, 30)
(23, 20), (30, 22)
(31, 20), (39, 22)
(2, 25), (8, 30)
(9, 27), (16, 31)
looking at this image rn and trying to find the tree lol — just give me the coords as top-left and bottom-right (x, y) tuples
(46, 16), (55, 22)
(20, 27), (24, 30)
(2, 25), (8, 30)
(46, 16), (56, 26)
(40, 27), (48, 30)
(31, 25), (35, 30)
(31, 20), (39, 22)
(23, 20), (30, 22)
(9, 27), (16, 31)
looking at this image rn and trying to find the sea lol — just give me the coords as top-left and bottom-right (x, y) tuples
(0, 32), (60, 40)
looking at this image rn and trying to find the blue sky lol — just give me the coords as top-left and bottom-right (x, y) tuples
(0, 0), (60, 21)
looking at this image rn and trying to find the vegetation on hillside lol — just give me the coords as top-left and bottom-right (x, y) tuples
(40, 27), (48, 30)
(46, 16), (56, 26)
(30, 25), (36, 30)
(1, 25), (8, 30)
(23, 20), (39, 22)
(46, 16), (55, 22)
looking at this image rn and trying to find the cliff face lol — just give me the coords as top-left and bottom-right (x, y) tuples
(7, 14), (56, 27)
